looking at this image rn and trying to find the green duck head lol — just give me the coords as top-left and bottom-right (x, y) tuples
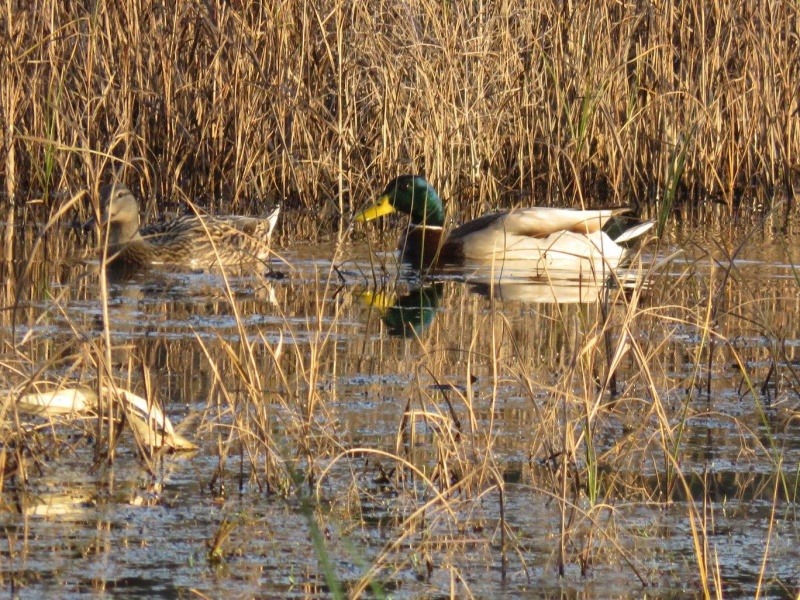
(355, 175), (445, 227)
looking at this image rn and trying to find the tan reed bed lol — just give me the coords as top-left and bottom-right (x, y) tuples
(2, 0), (800, 592)
(2, 0), (797, 233)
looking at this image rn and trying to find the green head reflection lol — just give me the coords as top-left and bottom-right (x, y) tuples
(359, 284), (442, 337)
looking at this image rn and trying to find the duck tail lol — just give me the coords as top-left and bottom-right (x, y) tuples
(613, 220), (655, 244)
(264, 205), (281, 240)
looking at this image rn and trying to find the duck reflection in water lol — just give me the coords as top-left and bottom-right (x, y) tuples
(359, 284), (442, 337)
(358, 263), (650, 337)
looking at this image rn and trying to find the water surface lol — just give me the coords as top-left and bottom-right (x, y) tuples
(1, 207), (799, 598)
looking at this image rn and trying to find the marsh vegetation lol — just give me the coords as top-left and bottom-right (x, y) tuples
(2, 1), (799, 597)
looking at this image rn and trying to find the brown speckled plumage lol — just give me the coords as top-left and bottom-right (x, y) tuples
(92, 184), (280, 269)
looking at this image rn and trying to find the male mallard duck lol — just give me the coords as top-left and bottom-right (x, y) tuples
(355, 175), (654, 273)
(87, 184), (280, 269)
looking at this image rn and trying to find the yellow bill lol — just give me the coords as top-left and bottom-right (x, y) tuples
(354, 195), (395, 222)
(357, 290), (397, 310)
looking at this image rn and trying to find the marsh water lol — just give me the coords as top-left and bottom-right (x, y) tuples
(2, 204), (800, 599)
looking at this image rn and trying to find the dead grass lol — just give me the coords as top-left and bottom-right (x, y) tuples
(2, 0), (800, 596)
(1, 225), (798, 595)
(2, 0), (798, 227)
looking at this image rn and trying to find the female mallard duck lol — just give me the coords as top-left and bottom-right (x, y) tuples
(88, 184), (280, 269)
(355, 175), (654, 273)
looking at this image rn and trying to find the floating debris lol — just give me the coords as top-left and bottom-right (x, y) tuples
(6, 386), (197, 451)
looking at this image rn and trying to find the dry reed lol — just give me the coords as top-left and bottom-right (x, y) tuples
(2, 0), (799, 597)
(2, 0), (797, 229)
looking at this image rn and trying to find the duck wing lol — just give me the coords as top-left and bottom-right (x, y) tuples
(494, 207), (631, 237)
(139, 207), (279, 242)
(136, 207), (280, 266)
(448, 212), (508, 239)
(447, 207), (643, 265)
(449, 207), (630, 241)
(215, 206), (281, 241)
